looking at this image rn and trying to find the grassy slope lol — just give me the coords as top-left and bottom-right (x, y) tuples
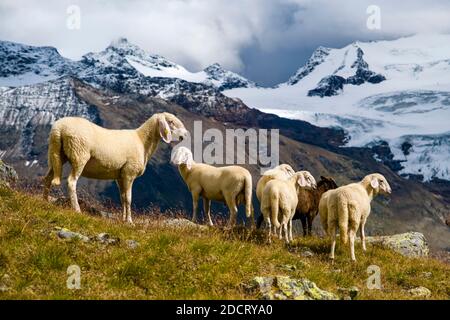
(0, 185), (449, 300)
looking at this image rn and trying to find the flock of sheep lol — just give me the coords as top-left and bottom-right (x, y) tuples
(43, 112), (392, 261)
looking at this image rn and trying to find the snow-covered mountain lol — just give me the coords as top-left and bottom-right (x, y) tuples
(0, 38), (255, 91)
(224, 34), (450, 182)
(0, 41), (77, 86)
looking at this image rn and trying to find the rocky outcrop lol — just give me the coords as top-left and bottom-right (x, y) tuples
(307, 75), (346, 97)
(159, 218), (209, 231)
(203, 63), (257, 90)
(408, 286), (431, 298)
(366, 232), (429, 257)
(55, 226), (90, 242)
(287, 46), (331, 85)
(308, 46), (385, 97)
(0, 160), (18, 187)
(247, 276), (338, 300)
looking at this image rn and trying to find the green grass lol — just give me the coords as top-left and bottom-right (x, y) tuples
(0, 185), (449, 300)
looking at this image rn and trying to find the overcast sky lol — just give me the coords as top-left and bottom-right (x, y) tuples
(1, 0), (450, 86)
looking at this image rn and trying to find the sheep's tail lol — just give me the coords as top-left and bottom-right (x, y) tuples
(337, 195), (349, 245)
(270, 194), (281, 229)
(244, 174), (253, 219)
(48, 126), (63, 186)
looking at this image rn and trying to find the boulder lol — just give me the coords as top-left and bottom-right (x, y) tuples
(55, 227), (90, 242)
(366, 232), (429, 257)
(96, 233), (119, 245)
(247, 276), (338, 300)
(126, 239), (139, 249)
(0, 160), (18, 187)
(338, 286), (359, 300)
(160, 218), (209, 231)
(408, 286), (431, 298)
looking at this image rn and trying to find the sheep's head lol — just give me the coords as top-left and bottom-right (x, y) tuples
(171, 146), (194, 169)
(262, 164), (295, 179)
(294, 171), (317, 190)
(318, 175), (338, 191)
(158, 113), (188, 143)
(365, 173), (392, 195)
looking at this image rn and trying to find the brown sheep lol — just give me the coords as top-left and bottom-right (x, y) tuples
(292, 176), (338, 236)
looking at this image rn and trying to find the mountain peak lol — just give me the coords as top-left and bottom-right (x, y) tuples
(109, 37), (131, 48)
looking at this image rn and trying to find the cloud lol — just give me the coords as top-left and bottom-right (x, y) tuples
(0, 0), (449, 85)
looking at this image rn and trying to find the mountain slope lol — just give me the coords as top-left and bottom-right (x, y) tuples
(0, 38), (449, 250)
(0, 78), (448, 250)
(1, 185), (449, 299)
(224, 34), (450, 182)
(0, 41), (76, 86)
(0, 38), (255, 91)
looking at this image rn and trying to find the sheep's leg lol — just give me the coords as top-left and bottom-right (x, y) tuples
(225, 196), (238, 229)
(349, 228), (357, 261)
(360, 222), (367, 251)
(266, 218), (272, 244)
(299, 214), (307, 237)
(328, 222), (336, 260)
(43, 168), (53, 201)
(307, 214), (313, 236)
(283, 223), (289, 243)
(288, 218), (293, 242)
(67, 171), (81, 212)
(203, 198), (213, 226)
(123, 178), (134, 225)
(191, 192), (200, 223)
(116, 179), (127, 222)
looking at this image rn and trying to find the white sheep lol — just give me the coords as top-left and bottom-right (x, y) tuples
(319, 173), (392, 261)
(171, 146), (253, 228)
(43, 112), (187, 224)
(256, 164), (295, 201)
(260, 171), (316, 243)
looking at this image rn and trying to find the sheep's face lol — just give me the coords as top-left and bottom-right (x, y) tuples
(296, 171), (317, 189)
(368, 173), (392, 195)
(159, 113), (188, 143)
(171, 146), (194, 169)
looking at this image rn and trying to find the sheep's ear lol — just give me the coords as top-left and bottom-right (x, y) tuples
(182, 152), (189, 168)
(297, 174), (307, 187)
(186, 158), (193, 170)
(370, 178), (379, 189)
(158, 116), (172, 143)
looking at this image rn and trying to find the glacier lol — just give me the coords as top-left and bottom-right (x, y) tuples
(224, 34), (450, 182)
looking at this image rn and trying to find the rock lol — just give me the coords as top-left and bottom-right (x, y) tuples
(301, 250), (315, 258)
(248, 276), (338, 300)
(55, 227), (90, 242)
(126, 239), (139, 249)
(278, 264), (297, 271)
(0, 274), (11, 292)
(96, 233), (119, 245)
(408, 286), (431, 298)
(338, 286), (359, 300)
(0, 160), (18, 187)
(365, 232), (429, 257)
(100, 211), (114, 219)
(0, 284), (9, 292)
(160, 218), (208, 231)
